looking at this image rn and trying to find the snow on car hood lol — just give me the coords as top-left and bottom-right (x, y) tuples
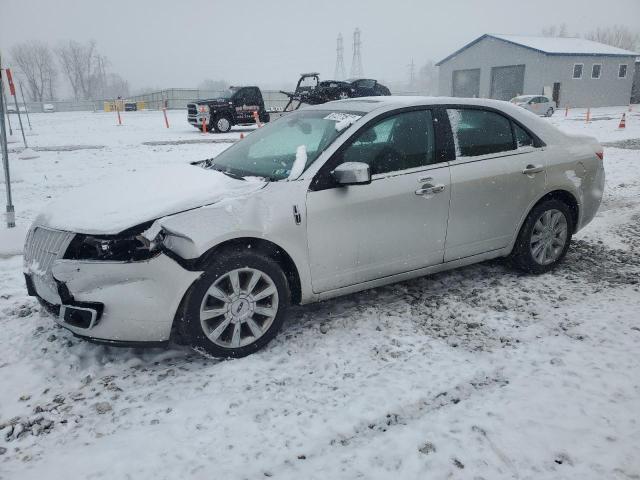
(35, 164), (265, 235)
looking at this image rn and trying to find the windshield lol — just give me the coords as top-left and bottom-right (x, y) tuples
(208, 109), (363, 181)
(512, 96), (534, 103)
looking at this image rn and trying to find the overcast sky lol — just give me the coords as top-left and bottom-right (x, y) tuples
(1, 0), (639, 93)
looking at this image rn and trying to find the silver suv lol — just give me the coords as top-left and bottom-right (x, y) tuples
(24, 97), (604, 357)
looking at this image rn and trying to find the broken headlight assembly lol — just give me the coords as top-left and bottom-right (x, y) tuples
(64, 227), (161, 262)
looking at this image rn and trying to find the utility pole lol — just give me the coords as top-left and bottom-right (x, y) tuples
(0, 58), (16, 228)
(408, 58), (416, 90)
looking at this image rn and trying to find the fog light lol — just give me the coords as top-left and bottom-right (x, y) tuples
(60, 304), (102, 329)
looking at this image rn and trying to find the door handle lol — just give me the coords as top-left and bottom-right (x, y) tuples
(415, 184), (446, 195)
(522, 164), (544, 175)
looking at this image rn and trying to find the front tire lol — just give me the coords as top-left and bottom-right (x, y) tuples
(213, 115), (232, 133)
(181, 251), (291, 358)
(545, 107), (554, 117)
(511, 199), (573, 274)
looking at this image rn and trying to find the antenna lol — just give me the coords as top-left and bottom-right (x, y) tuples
(334, 33), (346, 80)
(350, 28), (363, 78)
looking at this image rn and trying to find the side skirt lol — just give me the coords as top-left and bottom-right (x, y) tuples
(311, 247), (509, 303)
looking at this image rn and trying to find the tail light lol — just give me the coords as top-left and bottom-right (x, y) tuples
(595, 150), (604, 161)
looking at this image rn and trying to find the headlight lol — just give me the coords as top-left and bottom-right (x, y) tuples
(64, 230), (159, 262)
(197, 104), (210, 114)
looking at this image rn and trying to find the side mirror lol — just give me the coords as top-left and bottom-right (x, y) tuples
(332, 162), (371, 186)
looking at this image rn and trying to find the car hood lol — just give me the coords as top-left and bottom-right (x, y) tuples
(35, 164), (265, 235)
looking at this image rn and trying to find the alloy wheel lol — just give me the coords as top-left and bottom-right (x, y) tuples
(217, 117), (231, 132)
(529, 209), (568, 265)
(199, 268), (279, 348)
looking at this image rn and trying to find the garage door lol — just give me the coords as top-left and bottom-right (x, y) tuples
(490, 65), (525, 101)
(452, 69), (480, 98)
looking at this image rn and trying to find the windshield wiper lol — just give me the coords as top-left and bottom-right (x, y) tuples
(209, 163), (245, 181)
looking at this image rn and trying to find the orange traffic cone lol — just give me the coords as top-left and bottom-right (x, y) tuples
(240, 132), (244, 139)
(618, 113), (626, 129)
(200, 106), (207, 134)
(252, 110), (262, 128)
(586, 108), (591, 123)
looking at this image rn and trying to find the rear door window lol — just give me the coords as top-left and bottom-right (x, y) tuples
(514, 124), (534, 148)
(446, 108), (515, 157)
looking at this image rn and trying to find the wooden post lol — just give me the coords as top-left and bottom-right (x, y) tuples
(163, 107), (170, 128)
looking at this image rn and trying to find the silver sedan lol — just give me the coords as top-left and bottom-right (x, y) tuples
(511, 95), (556, 117)
(24, 97), (605, 357)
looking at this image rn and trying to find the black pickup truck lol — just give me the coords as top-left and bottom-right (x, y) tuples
(187, 86), (270, 133)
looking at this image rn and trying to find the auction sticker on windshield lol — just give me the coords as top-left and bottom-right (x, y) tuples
(323, 112), (362, 122)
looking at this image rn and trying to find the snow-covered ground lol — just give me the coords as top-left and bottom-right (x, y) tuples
(0, 105), (639, 479)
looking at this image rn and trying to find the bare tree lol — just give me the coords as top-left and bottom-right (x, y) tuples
(10, 41), (58, 101)
(417, 60), (438, 95)
(56, 40), (106, 100)
(198, 79), (230, 92)
(541, 23), (570, 38)
(103, 73), (130, 99)
(585, 25), (640, 51)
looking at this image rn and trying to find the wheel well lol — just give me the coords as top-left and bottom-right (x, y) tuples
(534, 190), (579, 230)
(197, 238), (302, 305)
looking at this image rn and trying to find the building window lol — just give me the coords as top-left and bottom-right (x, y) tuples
(591, 64), (602, 79)
(619, 64), (628, 78)
(572, 64), (583, 79)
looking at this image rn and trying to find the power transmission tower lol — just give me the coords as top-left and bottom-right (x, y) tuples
(334, 33), (346, 80)
(350, 28), (363, 78)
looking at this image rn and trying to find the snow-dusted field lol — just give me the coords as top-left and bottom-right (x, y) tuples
(0, 105), (639, 479)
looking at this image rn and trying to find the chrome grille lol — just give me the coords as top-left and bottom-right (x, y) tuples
(24, 226), (75, 302)
(187, 103), (198, 116)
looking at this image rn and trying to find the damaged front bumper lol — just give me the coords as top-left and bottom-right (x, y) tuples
(27, 253), (202, 344)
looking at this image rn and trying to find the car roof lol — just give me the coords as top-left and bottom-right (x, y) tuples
(304, 95), (567, 144)
(305, 95), (529, 113)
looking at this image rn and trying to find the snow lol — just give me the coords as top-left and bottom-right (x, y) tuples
(1, 106), (640, 479)
(38, 164), (263, 234)
(0, 225), (27, 257)
(288, 144), (307, 180)
(489, 34), (639, 56)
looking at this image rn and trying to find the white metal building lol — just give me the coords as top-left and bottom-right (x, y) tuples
(437, 34), (638, 107)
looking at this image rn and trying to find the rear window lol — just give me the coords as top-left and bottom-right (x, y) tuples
(514, 124), (534, 148)
(447, 109), (515, 157)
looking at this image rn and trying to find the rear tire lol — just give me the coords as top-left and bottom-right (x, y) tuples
(181, 251), (291, 358)
(511, 199), (573, 274)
